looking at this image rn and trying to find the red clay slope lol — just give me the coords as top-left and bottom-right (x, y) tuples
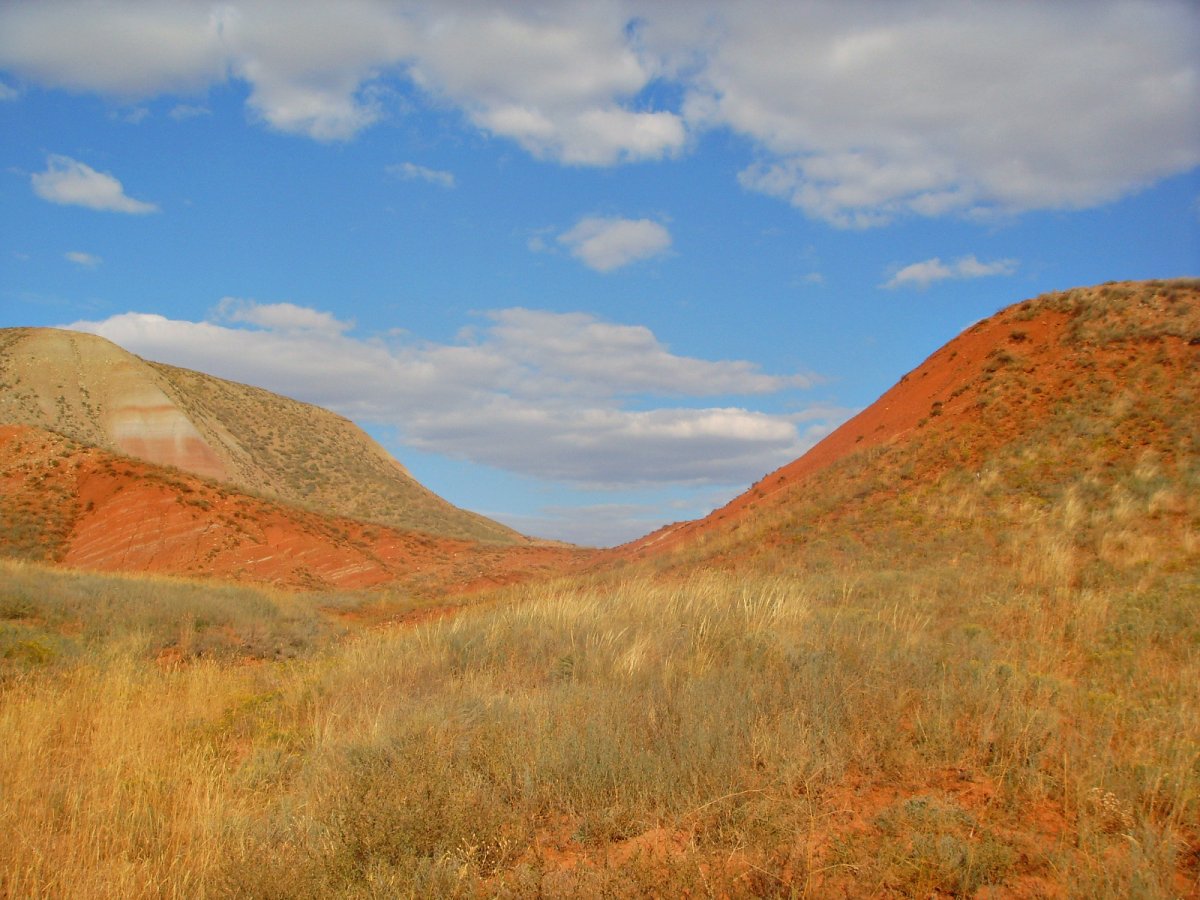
(621, 278), (1198, 559)
(0, 424), (591, 593)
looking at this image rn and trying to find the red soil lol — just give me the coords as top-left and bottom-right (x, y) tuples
(0, 424), (592, 593)
(619, 280), (1199, 561)
(507, 767), (1074, 897)
(620, 306), (1075, 559)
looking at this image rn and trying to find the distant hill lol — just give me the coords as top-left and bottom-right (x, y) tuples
(620, 278), (1199, 577)
(0, 423), (584, 592)
(0, 327), (520, 544)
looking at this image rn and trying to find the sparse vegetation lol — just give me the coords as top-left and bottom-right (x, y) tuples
(1, 280), (1197, 895)
(148, 359), (521, 543)
(1, 515), (1196, 896)
(0, 327), (521, 544)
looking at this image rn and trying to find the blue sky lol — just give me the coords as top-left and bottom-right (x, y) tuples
(1, 1), (1197, 546)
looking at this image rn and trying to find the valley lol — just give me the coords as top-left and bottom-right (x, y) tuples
(1, 279), (1197, 897)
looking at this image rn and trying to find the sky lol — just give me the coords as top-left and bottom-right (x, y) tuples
(1, 1), (1198, 547)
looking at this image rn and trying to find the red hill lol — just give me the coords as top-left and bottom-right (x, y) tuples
(0, 424), (589, 593)
(620, 278), (1199, 569)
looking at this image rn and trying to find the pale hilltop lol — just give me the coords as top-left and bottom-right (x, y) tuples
(0, 327), (521, 544)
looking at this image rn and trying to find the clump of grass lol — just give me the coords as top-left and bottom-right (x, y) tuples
(0, 651), (291, 898)
(836, 795), (1015, 895)
(0, 559), (351, 669)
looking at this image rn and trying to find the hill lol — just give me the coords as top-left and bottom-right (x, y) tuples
(0, 327), (519, 543)
(0, 423), (585, 592)
(621, 278), (1199, 579)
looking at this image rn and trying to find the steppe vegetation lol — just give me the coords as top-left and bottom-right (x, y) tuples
(0, 327), (518, 544)
(1, 281), (1197, 896)
(150, 361), (520, 543)
(2, 471), (1196, 896)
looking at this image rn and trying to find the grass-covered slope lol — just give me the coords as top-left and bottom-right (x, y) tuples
(624, 278), (1199, 582)
(148, 359), (520, 543)
(0, 327), (521, 543)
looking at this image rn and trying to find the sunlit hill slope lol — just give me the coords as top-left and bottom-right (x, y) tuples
(0, 424), (585, 592)
(622, 278), (1199, 583)
(0, 327), (519, 544)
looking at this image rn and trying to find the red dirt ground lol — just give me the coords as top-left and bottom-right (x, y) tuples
(499, 766), (1076, 897)
(617, 282), (1198, 561)
(0, 424), (594, 593)
(619, 306), (1075, 559)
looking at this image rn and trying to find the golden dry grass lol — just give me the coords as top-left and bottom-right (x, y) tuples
(2, 528), (1196, 897)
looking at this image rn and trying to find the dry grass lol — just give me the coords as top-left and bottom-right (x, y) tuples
(2, 535), (1196, 896)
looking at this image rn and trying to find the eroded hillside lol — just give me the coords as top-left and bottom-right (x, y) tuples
(0, 424), (588, 592)
(621, 278), (1199, 581)
(0, 327), (520, 543)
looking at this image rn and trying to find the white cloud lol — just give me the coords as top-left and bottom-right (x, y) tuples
(0, 2), (683, 153)
(31, 155), (158, 214)
(557, 216), (672, 272)
(408, 7), (686, 164)
(387, 161), (455, 188)
(0, 81), (19, 101)
(215, 297), (352, 333)
(0, 0), (410, 141)
(65, 302), (829, 488)
(481, 308), (810, 395)
(116, 106), (150, 124)
(0, 3), (228, 95)
(883, 255), (1017, 290)
(2, 2), (1195, 215)
(670, 1), (1200, 225)
(169, 103), (210, 121)
(64, 251), (102, 267)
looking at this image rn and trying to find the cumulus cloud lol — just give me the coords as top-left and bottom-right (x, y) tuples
(2, 2), (1195, 216)
(0, 3), (228, 95)
(0, 0), (410, 141)
(883, 255), (1017, 290)
(408, 7), (686, 164)
(0, 81), (19, 101)
(215, 297), (353, 333)
(481, 308), (809, 395)
(673, 1), (1200, 225)
(65, 302), (828, 488)
(215, 4), (407, 140)
(387, 161), (455, 188)
(557, 216), (672, 272)
(31, 155), (158, 213)
(64, 251), (102, 267)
